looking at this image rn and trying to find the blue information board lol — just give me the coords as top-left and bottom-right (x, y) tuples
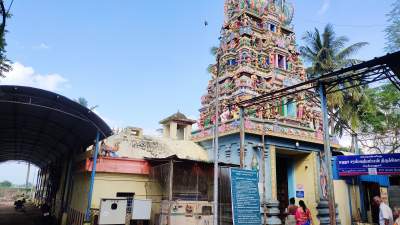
(296, 191), (304, 198)
(230, 168), (261, 225)
(337, 153), (400, 176)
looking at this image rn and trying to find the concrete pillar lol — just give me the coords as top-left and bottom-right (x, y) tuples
(266, 200), (281, 225)
(270, 145), (277, 200)
(184, 125), (192, 140)
(163, 125), (170, 138)
(266, 145), (281, 225)
(169, 122), (177, 139)
(316, 152), (341, 225)
(317, 201), (341, 225)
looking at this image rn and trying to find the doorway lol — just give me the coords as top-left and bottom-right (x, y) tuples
(362, 182), (380, 223)
(276, 156), (289, 222)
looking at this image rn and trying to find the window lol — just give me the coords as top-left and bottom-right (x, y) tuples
(280, 99), (287, 116)
(278, 54), (286, 69)
(287, 99), (297, 118)
(227, 58), (237, 66)
(270, 24), (276, 32)
(116, 192), (135, 198)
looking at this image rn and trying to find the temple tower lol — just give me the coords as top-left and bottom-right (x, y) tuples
(193, 1), (333, 224)
(197, 0), (322, 131)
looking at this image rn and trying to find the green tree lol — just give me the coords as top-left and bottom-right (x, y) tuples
(0, 180), (12, 188)
(75, 97), (89, 107)
(385, 0), (400, 52)
(0, 0), (13, 77)
(299, 24), (368, 135)
(358, 84), (400, 153)
(74, 97), (99, 111)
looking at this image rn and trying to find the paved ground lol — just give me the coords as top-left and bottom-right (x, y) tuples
(0, 201), (42, 225)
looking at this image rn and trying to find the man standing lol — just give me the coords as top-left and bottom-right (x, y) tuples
(373, 196), (394, 225)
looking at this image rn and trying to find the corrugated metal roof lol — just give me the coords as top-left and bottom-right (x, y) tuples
(359, 175), (390, 187)
(0, 85), (113, 168)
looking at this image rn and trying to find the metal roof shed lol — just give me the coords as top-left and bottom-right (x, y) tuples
(0, 85), (113, 167)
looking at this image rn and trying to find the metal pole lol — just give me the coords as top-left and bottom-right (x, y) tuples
(26, 162), (31, 189)
(85, 130), (100, 223)
(30, 172), (36, 200)
(261, 134), (267, 224)
(319, 83), (336, 224)
(213, 53), (221, 225)
(35, 170), (40, 203)
(239, 107), (245, 168)
(60, 152), (74, 219)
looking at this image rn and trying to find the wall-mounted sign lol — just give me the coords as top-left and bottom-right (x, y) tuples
(336, 153), (400, 176)
(230, 168), (261, 225)
(296, 184), (305, 198)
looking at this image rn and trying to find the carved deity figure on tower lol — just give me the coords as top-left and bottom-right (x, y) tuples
(197, 0), (322, 138)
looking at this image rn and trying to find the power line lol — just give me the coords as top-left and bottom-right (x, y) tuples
(296, 19), (385, 28)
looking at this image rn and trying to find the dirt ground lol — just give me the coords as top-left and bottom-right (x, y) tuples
(0, 201), (42, 225)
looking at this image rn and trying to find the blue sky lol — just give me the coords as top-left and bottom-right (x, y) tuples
(0, 0), (395, 184)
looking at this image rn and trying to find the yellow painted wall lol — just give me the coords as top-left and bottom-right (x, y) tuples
(68, 172), (163, 223)
(348, 183), (362, 221)
(334, 180), (351, 225)
(91, 173), (162, 222)
(91, 173), (160, 207)
(294, 152), (318, 224)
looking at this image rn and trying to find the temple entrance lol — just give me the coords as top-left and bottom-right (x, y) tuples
(275, 149), (314, 223)
(276, 156), (289, 222)
(362, 182), (381, 223)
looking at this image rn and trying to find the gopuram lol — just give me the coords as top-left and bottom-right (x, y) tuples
(192, 0), (339, 224)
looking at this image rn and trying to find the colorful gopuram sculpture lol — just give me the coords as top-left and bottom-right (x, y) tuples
(196, 0), (324, 141)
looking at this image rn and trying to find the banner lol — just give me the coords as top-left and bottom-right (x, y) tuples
(230, 168), (261, 225)
(336, 153), (400, 176)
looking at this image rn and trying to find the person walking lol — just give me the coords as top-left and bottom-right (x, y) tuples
(295, 200), (313, 225)
(285, 197), (297, 225)
(373, 196), (394, 225)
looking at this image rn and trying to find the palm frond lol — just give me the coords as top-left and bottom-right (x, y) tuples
(210, 46), (219, 56)
(336, 42), (369, 61)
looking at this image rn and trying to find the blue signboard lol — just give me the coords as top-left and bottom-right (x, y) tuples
(230, 168), (261, 225)
(336, 153), (400, 176)
(296, 191), (304, 198)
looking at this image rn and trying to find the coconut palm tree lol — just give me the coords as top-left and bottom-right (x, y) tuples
(299, 24), (368, 136)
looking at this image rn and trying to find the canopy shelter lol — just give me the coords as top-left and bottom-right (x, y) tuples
(0, 85), (113, 168)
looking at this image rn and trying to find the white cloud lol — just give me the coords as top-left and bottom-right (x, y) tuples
(318, 0), (330, 15)
(0, 62), (68, 92)
(33, 43), (50, 50)
(339, 134), (352, 148)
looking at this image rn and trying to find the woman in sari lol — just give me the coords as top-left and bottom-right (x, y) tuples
(295, 200), (313, 225)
